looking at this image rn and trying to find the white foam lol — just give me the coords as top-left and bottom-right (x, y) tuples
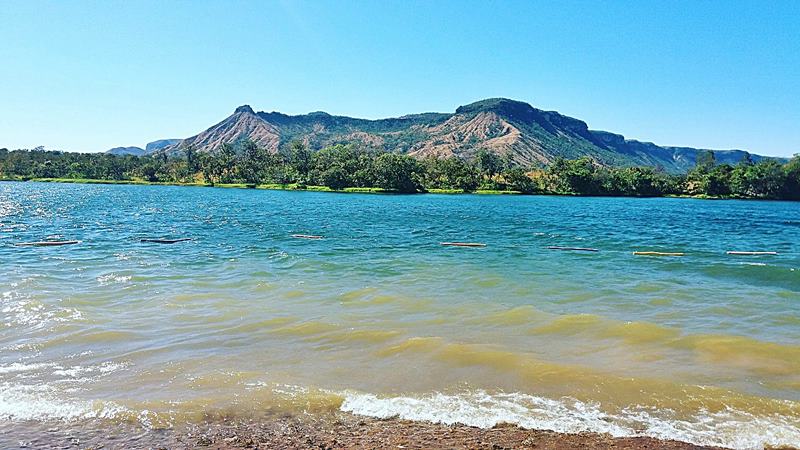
(340, 391), (800, 450)
(0, 382), (126, 422)
(1, 297), (82, 328)
(0, 362), (57, 374)
(96, 273), (132, 285)
(52, 361), (126, 378)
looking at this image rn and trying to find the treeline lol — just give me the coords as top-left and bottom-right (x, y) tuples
(1, 143), (798, 199)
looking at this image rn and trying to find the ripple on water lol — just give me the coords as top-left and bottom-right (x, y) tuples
(2, 183), (799, 449)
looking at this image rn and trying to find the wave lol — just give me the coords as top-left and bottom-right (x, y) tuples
(2, 373), (798, 450)
(340, 390), (800, 450)
(0, 382), (126, 422)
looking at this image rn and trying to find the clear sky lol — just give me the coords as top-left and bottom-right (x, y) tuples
(1, 0), (798, 157)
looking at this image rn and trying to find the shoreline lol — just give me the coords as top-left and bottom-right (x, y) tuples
(4, 412), (729, 450)
(0, 177), (792, 201)
(188, 413), (728, 450)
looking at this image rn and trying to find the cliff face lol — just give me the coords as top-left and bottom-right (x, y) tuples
(158, 98), (770, 172)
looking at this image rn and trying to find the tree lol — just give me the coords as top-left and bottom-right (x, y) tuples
(319, 166), (349, 190)
(184, 145), (199, 179)
(748, 160), (786, 198)
(501, 167), (537, 193)
(289, 141), (312, 181)
(476, 149), (505, 177)
(198, 152), (219, 185)
(705, 164), (733, 196)
(373, 153), (422, 192)
(729, 159), (785, 198)
(696, 150), (716, 171)
(420, 157), (480, 191)
(238, 139), (270, 185)
(686, 151), (718, 195)
(783, 154), (800, 200)
(546, 157), (600, 194)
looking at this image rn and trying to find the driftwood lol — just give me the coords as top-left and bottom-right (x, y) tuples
(441, 242), (487, 247)
(726, 251), (778, 256)
(16, 240), (80, 247)
(291, 234), (323, 239)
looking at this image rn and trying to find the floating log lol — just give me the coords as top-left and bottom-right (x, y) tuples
(633, 251), (684, 257)
(291, 234), (323, 239)
(546, 246), (599, 252)
(726, 251), (778, 256)
(140, 238), (192, 244)
(441, 242), (487, 247)
(16, 240), (80, 247)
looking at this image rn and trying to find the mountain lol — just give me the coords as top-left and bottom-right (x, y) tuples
(107, 146), (145, 156)
(159, 98), (773, 172)
(106, 139), (180, 156)
(145, 139), (181, 153)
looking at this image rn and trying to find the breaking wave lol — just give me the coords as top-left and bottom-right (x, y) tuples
(341, 390), (800, 450)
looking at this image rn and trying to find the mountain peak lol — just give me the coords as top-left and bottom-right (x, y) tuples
(455, 98), (534, 116)
(234, 105), (255, 114)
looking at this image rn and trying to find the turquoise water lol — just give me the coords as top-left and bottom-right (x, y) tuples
(1, 181), (799, 448)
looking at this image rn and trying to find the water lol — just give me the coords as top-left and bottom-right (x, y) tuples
(1, 181), (798, 449)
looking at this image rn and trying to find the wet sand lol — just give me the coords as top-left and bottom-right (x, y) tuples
(6, 412), (735, 449)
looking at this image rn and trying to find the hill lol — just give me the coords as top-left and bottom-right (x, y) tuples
(106, 146), (145, 156)
(159, 98), (774, 172)
(106, 139), (180, 156)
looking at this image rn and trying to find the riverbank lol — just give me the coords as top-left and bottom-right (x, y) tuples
(187, 413), (731, 450)
(5, 412), (728, 449)
(0, 176), (759, 199)
(0, 177), (526, 195)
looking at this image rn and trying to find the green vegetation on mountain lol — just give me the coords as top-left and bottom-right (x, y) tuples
(1, 144), (798, 200)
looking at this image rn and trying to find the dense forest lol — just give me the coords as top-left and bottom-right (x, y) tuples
(1, 142), (798, 200)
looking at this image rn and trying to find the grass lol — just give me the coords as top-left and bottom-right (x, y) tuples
(426, 188), (466, 194)
(474, 189), (523, 195)
(215, 183), (252, 189)
(304, 185), (334, 192)
(341, 187), (393, 193)
(256, 183), (332, 191)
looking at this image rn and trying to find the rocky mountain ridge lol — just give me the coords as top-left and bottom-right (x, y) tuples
(155, 98), (771, 172)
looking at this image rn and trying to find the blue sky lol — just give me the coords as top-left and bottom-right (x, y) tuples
(1, 0), (798, 157)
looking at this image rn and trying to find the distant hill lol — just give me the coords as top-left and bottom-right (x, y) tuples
(106, 139), (180, 156)
(145, 139), (180, 153)
(154, 98), (774, 173)
(107, 146), (145, 156)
